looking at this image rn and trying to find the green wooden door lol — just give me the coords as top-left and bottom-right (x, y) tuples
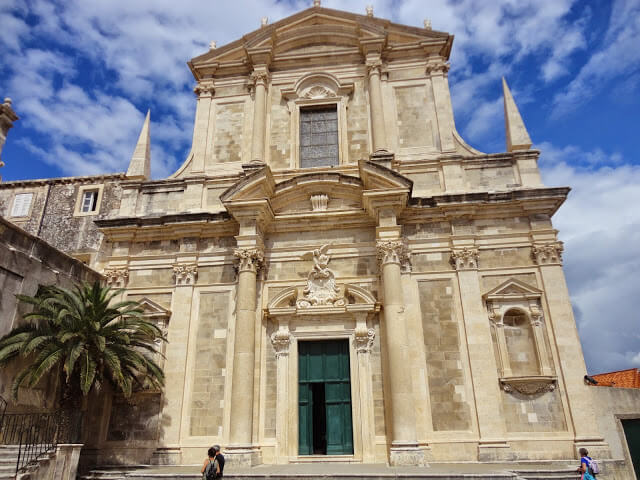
(622, 419), (640, 479)
(298, 340), (353, 455)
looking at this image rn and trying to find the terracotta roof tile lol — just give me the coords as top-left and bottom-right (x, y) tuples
(591, 368), (640, 389)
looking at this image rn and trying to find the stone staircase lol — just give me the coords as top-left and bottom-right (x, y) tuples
(0, 445), (19, 480)
(79, 462), (583, 480)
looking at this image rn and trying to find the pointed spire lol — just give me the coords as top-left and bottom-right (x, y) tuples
(502, 78), (532, 152)
(127, 109), (151, 179)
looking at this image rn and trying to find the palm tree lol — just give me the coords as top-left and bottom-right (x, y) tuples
(0, 281), (165, 416)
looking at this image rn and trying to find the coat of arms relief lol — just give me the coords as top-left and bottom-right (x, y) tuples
(296, 244), (346, 308)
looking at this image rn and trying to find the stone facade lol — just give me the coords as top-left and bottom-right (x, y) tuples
(0, 3), (633, 476)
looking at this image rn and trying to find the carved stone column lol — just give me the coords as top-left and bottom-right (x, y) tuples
(533, 242), (610, 457)
(367, 60), (387, 153)
(376, 240), (425, 466)
(270, 323), (291, 463)
(227, 247), (264, 465)
(354, 318), (377, 462)
(250, 69), (269, 162)
(451, 247), (511, 460)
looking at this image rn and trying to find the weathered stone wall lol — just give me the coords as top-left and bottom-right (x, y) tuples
(213, 102), (245, 163)
(269, 87), (291, 170)
(464, 164), (517, 190)
(0, 216), (101, 408)
(501, 388), (567, 433)
(394, 84), (435, 149)
(591, 386), (640, 461)
(418, 279), (471, 431)
(370, 322), (386, 437)
(188, 291), (229, 437)
(263, 324), (277, 439)
(107, 393), (163, 441)
(346, 79), (369, 162)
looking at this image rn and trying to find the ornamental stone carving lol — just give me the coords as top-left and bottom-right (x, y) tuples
(426, 60), (450, 76)
(234, 247), (265, 273)
(250, 71), (270, 87)
(376, 240), (405, 266)
(193, 83), (215, 98)
(301, 85), (334, 99)
(451, 247), (479, 270)
(500, 377), (557, 395)
(173, 264), (197, 286)
(532, 243), (563, 265)
(354, 326), (375, 353)
(310, 193), (328, 211)
(104, 268), (129, 288)
(270, 329), (291, 357)
(297, 244), (345, 308)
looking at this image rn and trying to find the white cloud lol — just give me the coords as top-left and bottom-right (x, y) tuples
(553, 0), (640, 116)
(540, 143), (640, 373)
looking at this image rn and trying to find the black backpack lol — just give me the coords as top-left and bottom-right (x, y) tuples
(205, 460), (217, 480)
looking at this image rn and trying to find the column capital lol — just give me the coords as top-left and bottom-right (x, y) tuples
(354, 325), (375, 354)
(270, 329), (291, 357)
(250, 69), (271, 87)
(104, 268), (129, 288)
(532, 242), (563, 265)
(451, 247), (479, 270)
(366, 59), (383, 76)
(193, 82), (215, 98)
(234, 247), (265, 273)
(173, 264), (197, 286)
(376, 239), (406, 266)
(425, 58), (450, 76)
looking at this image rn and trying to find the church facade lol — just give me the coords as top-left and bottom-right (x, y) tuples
(0, 3), (616, 469)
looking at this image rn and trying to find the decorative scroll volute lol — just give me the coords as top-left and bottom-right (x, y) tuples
(354, 325), (375, 353)
(270, 329), (291, 357)
(234, 247), (265, 274)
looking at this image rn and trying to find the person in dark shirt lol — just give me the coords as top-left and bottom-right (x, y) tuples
(213, 445), (225, 477)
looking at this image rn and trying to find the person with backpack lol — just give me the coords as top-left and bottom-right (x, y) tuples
(213, 445), (225, 478)
(201, 447), (220, 480)
(577, 448), (599, 480)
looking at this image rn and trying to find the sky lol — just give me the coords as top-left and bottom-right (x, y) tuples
(1, 0), (639, 374)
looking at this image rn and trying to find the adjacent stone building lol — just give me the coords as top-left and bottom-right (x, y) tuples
(1, 2), (634, 476)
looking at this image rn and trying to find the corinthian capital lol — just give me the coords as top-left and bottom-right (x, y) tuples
(451, 247), (479, 270)
(104, 268), (129, 288)
(366, 60), (383, 77)
(173, 264), (197, 286)
(532, 242), (563, 265)
(193, 83), (215, 98)
(425, 60), (450, 76)
(234, 247), (265, 273)
(376, 240), (406, 266)
(250, 70), (270, 87)
(354, 325), (375, 353)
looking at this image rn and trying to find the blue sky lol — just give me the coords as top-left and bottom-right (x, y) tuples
(1, 0), (639, 374)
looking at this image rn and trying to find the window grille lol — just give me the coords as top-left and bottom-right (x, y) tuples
(300, 105), (339, 168)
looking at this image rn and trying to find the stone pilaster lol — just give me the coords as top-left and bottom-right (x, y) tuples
(377, 239), (426, 466)
(533, 242), (610, 457)
(426, 57), (455, 152)
(226, 246), (264, 465)
(191, 82), (215, 173)
(354, 318), (377, 462)
(250, 69), (269, 162)
(366, 59), (388, 153)
(451, 247), (512, 461)
(270, 324), (291, 463)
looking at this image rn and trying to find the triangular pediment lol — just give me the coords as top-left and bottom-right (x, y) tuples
(483, 278), (542, 300)
(137, 297), (171, 318)
(189, 6), (452, 78)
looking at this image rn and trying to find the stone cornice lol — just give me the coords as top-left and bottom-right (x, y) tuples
(0, 173), (126, 188)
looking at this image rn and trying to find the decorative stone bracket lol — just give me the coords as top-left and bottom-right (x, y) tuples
(499, 376), (557, 395)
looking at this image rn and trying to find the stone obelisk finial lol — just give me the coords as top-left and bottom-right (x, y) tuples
(126, 109), (151, 180)
(502, 78), (532, 152)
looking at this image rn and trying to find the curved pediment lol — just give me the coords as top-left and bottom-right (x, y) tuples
(271, 173), (363, 214)
(267, 284), (379, 316)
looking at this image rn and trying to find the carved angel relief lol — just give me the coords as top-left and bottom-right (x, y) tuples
(297, 244), (346, 308)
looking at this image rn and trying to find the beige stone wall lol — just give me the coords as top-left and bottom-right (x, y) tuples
(107, 393), (163, 441)
(394, 85), (435, 150)
(501, 389), (567, 433)
(189, 291), (229, 437)
(269, 87), (291, 170)
(591, 386), (640, 461)
(346, 79), (369, 162)
(213, 102), (246, 163)
(418, 279), (472, 431)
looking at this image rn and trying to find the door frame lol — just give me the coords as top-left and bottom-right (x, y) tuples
(270, 312), (378, 463)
